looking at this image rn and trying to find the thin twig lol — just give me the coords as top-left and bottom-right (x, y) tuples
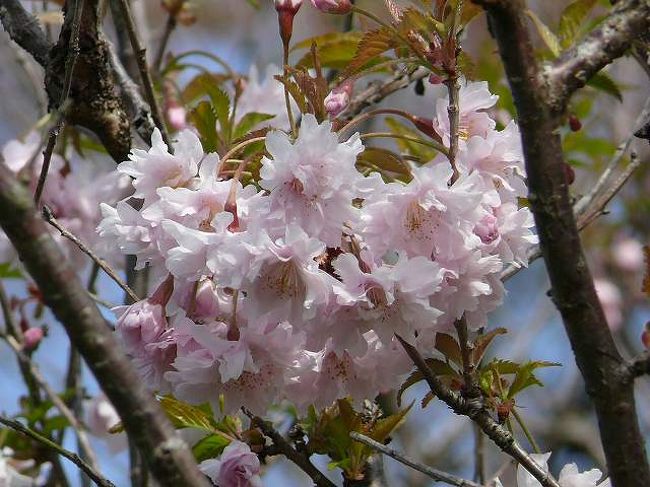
(395, 335), (561, 487)
(42, 206), (140, 303)
(627, 350), (650, 379)
(153, 14), (177, 74)
(350, 432), (482, 487)
(0, 416), (115, 487)
(115, 0), (171, 148)
(360, 132), (448, 155)
(3, 334), (100, 474)
(242, 408), (336, 487)
(34, 0), (85, 206)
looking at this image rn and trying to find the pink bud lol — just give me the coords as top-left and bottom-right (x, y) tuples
(325, 79), (354, 118)
(23, 327), (44, 351)
(167, 105), (187, 131)
(474, 213), (499, 244)
(310, 0), (352, 14)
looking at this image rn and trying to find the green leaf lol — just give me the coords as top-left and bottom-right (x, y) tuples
(507, 361), (561, 399)
(586, 72), (623, 102)
(384, 118), (438, 161)
(246, 0), (260, 8)
(434, 333), (463, 367)
(472, 328), (507, 365)
(42, 415), (70, 436)
(182, 73), (230, 105)
(343, 27), (396, 78)
(559, 0), (597, 48)
(357, 148), (411, 180)
(158, 396), (216, 432)
(201, 80), (231, 140)
(397, 370), (424, 407)
(192, 434), (231, 462)
(368, 402), (413, 444)
(189, 101), (218, 153)
(526, 10), (561, 57)
(293, 33), (365, 71)
(0, 262), (21, 279)
(232, 112), (275, 141)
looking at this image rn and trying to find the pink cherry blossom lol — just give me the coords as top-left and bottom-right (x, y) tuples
(260, 114), (365, 246)
(199, 440), (262, 487)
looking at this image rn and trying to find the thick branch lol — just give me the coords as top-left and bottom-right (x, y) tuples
(0, 0), (52, 67)
(477, 1), (650, 486)
(0, 162), (209, 487)
(544, 0), (650, 113)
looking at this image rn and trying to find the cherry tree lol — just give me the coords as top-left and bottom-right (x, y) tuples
(0, 0), (648, 486)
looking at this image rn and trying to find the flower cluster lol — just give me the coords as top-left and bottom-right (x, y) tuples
(100, 80), (537, 415)
(0, 132), (130, 268)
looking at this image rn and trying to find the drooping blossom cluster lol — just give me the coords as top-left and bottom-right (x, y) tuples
(0, 132), (130, 268)
(99, 79), (537, 415)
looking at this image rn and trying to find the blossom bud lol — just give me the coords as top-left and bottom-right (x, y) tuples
(23, 327), (44, 351)
(568, 114), (582, 132)
(310, 0), (352, 14)
(642, 322), (650, 349)
(562, 162), (575, 185)
(275, 0), (303, 46)
(474, 213), (499, 244)
(324, 79), (354, 118)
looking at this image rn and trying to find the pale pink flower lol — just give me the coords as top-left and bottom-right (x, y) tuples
(84, 394), (128, 453)
(515, 452), (610, 487)
(199, 440), (262, 487)
(260, 114), (365, 246)
(118, 128), (203, 203)
(236, 65), (297, 130)
(612, 237), (644, 272)
(433, 80), (498, 145)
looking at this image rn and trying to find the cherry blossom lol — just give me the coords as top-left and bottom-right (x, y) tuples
(199, 440), (262, 487)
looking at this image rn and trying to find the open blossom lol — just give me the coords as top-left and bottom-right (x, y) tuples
(199, 441), (262, 487)
(508, 452), (610, 487)
(118, 128), (203, 204)
(433, 80), (498, 145)
(236, 64), (297, 131)
(260, 114), (365, 246)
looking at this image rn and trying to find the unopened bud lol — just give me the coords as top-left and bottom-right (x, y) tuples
(275, 1), (303, 47)
(569, 114), (582, 132)
(23, 327), (44, 351)
(310, 0), (352, 14)
(642, 322), (650, 349)
(562, 162), (575, 185)
(325, 79), (354, 118)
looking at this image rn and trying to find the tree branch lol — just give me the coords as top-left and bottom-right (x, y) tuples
(0, 416), (115, 487)
(0, 0), (52, 68)
(475, 1), (650, 485)
(544, 0), (650, 114)
(396, 336), (561, 487)
(0, 162), (209, 487)
(350, 432), (482, 487)
(243, 408), (336, 487)
(627, 350), (650, 379)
